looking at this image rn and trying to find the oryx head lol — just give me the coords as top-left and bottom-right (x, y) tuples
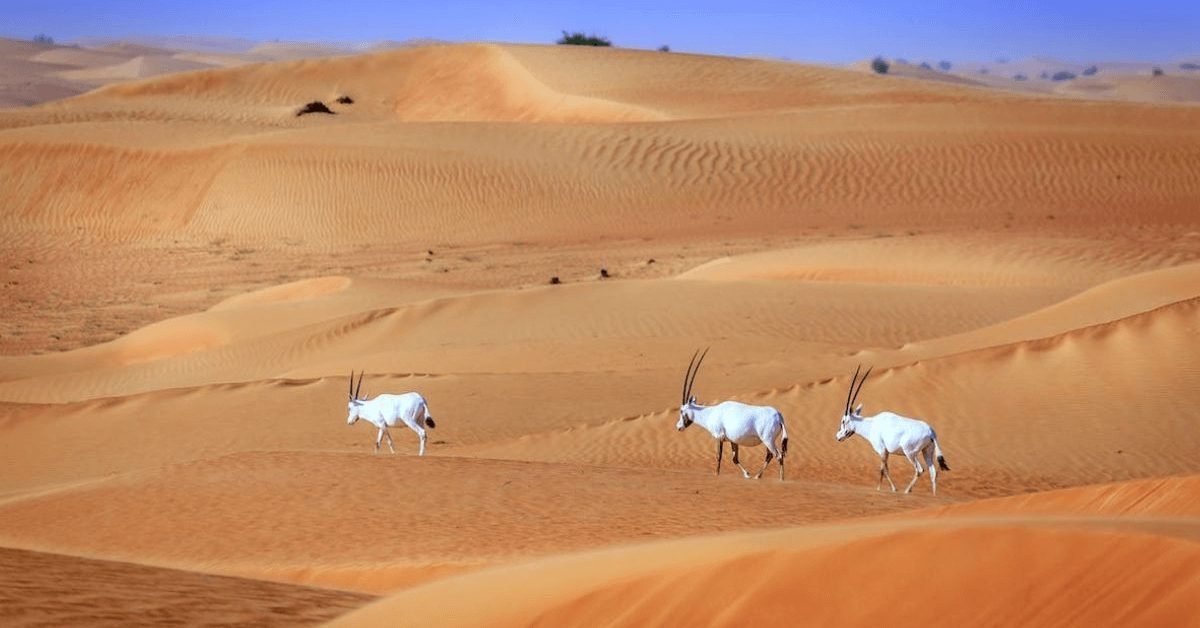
(676, 347), (709, 431)
(836, 365), (871, 441)
(346, 370), (366, 425)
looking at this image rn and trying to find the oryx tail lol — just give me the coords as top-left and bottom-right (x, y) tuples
(932, 431), (949, 471)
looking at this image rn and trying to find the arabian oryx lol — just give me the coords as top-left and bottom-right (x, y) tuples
(346, 371), (436, 455)
(676, 348), (790, 480)
(835, 366), (950, 495)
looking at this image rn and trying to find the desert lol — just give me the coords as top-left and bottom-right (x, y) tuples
(1, 31), (1199, 627)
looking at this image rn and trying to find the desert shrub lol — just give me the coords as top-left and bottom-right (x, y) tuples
(657, 44), (670, 52)
(978, 67), (990, 74)
(1013, 73), (1028, 81)
(296, 101), (335, 116)
(938, 60), (952, 71)
(335, 95), (354, 104)
(557, 31), (611, 46)
(1051, 71), (1076, 81)
(1082, 65), (1098, 76)
(871, 56), (889, 74)
(32, 33), (54, 45)
(919, 61), (932, 70)
(1180, 62), (1200, 71)
(1152, 67), (1164, 76)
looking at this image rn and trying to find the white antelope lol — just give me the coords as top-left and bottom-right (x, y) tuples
(675, 348), (790, 480)
(346, 371), (437, 456)
(835, 366), (950, 495)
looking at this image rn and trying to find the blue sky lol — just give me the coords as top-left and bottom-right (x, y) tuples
(3, 1), (1198, 63)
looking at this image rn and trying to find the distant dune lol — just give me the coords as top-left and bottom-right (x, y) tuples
(1, 40), (1198, 625)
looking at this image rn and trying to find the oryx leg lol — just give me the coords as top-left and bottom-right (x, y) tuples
(923, 446), (938, 495)
(878, 451), (897, 492)
(383, 429), (397, 454)
(903, 450), (924, 494)
(715, 440), (724, 476)
(752, 447), (776, 480)
(730, 444), (751, 479)
(374, 427), (385, 454)
(415, 426), (428, 456)
(777, 440), (786, 481)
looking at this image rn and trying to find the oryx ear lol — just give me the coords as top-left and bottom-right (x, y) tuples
(854, 403), (863, 414)
(689, 395), (696, 404)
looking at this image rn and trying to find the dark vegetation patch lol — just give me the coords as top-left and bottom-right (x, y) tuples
(296, 101), (336, 116)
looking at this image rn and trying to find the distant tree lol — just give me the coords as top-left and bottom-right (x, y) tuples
(657, 44), (670, 52)
(1180, 62), (1200, 71)
(1013, 73), (1028, 81)
(938, 60), (952, 71)
(919, 61), (932, 70)
(871, 56), (889, 74)
(32, 33), (54, 45)
(1082, 65), (1098, 76)
(1152, 67), (1164, 76)
(1051, 71), (1076, 81)
(557, 31), (612, 46)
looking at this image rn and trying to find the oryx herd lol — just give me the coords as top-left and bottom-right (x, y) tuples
(345, 350), (951, 495)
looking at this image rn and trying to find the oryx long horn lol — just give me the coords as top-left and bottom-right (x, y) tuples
(354, 370), (364, 400)
(849, 366), (872, 413)
(686, 346), (710, 402)
(682, 349), (701, 404)
(348, 371), (354, 399)
(845, 365), (861, 415)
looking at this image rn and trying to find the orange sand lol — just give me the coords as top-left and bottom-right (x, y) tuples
(1, 40), (1199, 626)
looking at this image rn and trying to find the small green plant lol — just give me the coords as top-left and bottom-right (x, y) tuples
(871, 56), (889, 74)
(556, 31), (612, 46)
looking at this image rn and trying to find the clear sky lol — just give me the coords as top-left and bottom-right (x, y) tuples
(3, 0), (1198, 63)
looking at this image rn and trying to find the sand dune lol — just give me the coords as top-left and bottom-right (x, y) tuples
(0, 546), (373, 627)
(1054, 73), (1200, 103)
(0, 453), (938, 593)
(336, 525), (1200, 627)
(1, 41), (1199, 625)
(0, 39), (92, 107)
(56, 54), (215, 85)
(2, 44), (1196, 244)
(333, 475), (1200, 627)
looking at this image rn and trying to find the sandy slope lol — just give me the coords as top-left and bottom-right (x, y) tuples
(1, 42), (1199, 625)
(333, 476), (1200, 628)
(0, 546), (373, 627)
